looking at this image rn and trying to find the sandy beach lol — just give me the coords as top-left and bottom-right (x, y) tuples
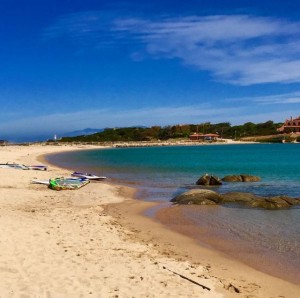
(0, 144), (299, 297)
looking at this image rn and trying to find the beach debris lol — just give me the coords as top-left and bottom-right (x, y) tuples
(196, 174), (222, 186)
(162, 266), (211, 291)
(171, 190), (300, 209)
(224, 282), (240, 293)
(0, 162), (29, 170)
(222, 174), (261, 182)
(31, 179), (50, 185)
(27, 165), (48, 171)
(49, 177), (90, 191)
(71, 171), (106, 181)
(0, 162), (47, 171)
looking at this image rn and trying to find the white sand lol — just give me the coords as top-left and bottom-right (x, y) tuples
(0, 145), (223, 297)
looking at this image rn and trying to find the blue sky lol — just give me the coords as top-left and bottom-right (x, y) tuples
(1, 0), (300, 141)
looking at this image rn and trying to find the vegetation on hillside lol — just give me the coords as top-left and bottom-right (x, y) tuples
(59, 120), (282, 143)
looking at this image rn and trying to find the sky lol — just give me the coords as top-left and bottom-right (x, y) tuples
(1, 0), (300, 141)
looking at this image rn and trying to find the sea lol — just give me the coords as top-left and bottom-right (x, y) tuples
(47, 143), (300, 284)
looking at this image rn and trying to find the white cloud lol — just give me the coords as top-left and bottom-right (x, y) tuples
(114, 15), (297, 42)
(253, 93), (300, 104)
(44, 12), (300, 86)
(113, 15), (300, 85)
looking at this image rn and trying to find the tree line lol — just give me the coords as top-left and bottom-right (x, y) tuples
(59, 120), (282, 143)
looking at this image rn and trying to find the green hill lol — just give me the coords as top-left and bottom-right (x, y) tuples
(59, 120), (282, 143)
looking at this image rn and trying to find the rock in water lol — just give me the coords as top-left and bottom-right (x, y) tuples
(240, 174), (261, 182)
(221, 192), (259, 203)
(172, 190), (300, 209)
(221, 174), (261, 182)
(171, 189), (222, 205)
(196, 174), (222, 186)
(221, 175), (243, 182)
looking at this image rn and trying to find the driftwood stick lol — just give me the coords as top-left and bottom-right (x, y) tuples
(162, 266), (211, 291)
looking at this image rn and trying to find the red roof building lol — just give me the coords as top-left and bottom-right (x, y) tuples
(277, 116), (300, 133)
(189, 133), (219, 141)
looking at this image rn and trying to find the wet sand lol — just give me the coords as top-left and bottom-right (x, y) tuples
(154, 204), (300, 285)
(106, 198), (300, 297)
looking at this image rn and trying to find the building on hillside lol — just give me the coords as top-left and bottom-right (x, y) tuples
(189, 133), (219, 141)
(189, 133), (203, 141)
(277, 116), (300, 133)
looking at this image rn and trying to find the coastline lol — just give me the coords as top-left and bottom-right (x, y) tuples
(153, 204), (300, 285)
(44, 138), (257, 148)
(0, 144), (299, 297)
(106, 199), (300, 298)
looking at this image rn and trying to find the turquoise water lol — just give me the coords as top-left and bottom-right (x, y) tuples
(47, 143), (300, 283)
(48, 143), (300, 199)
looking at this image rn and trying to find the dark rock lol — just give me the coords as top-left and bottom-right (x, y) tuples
(222, 193), (295, 209)
(247, 199), (274, 209)
(196, 174), (210, 185)
(240, 174), (261, 182)
(221, 175), (243, 182)
(221, 192), (259, 203)
(221, 174), (261, 182)
(172, 190), (300, 210)
(264, 197), (294, 209)
(210, 175), (222, 185)
(278, 196), (300, 206)
(171, 189), (222, 205)
(196, 174), (222, 186)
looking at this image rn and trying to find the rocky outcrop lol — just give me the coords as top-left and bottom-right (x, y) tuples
(221, 193), (298, 209)
(247, 196), (300, 209)
(221, 192), (259, 203)
(221, 174), (261, 182)
(170, 189), (222, 205)
(196, 174), (222, 186)
(172, 190), (300, 209)
(221, 175), (243, 182)
(196, 174), (261, 184)
(240, 174), (261, 182)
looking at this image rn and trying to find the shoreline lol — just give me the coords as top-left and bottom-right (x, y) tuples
(105, 199), (300, 297)
(0, 144), (299, 297)
(39, 145), (300, 294)
(40, 145), (300, 294)
(154, 204), (300, 285)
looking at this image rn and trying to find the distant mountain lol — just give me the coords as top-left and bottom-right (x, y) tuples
(62, 128), (104, 138)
